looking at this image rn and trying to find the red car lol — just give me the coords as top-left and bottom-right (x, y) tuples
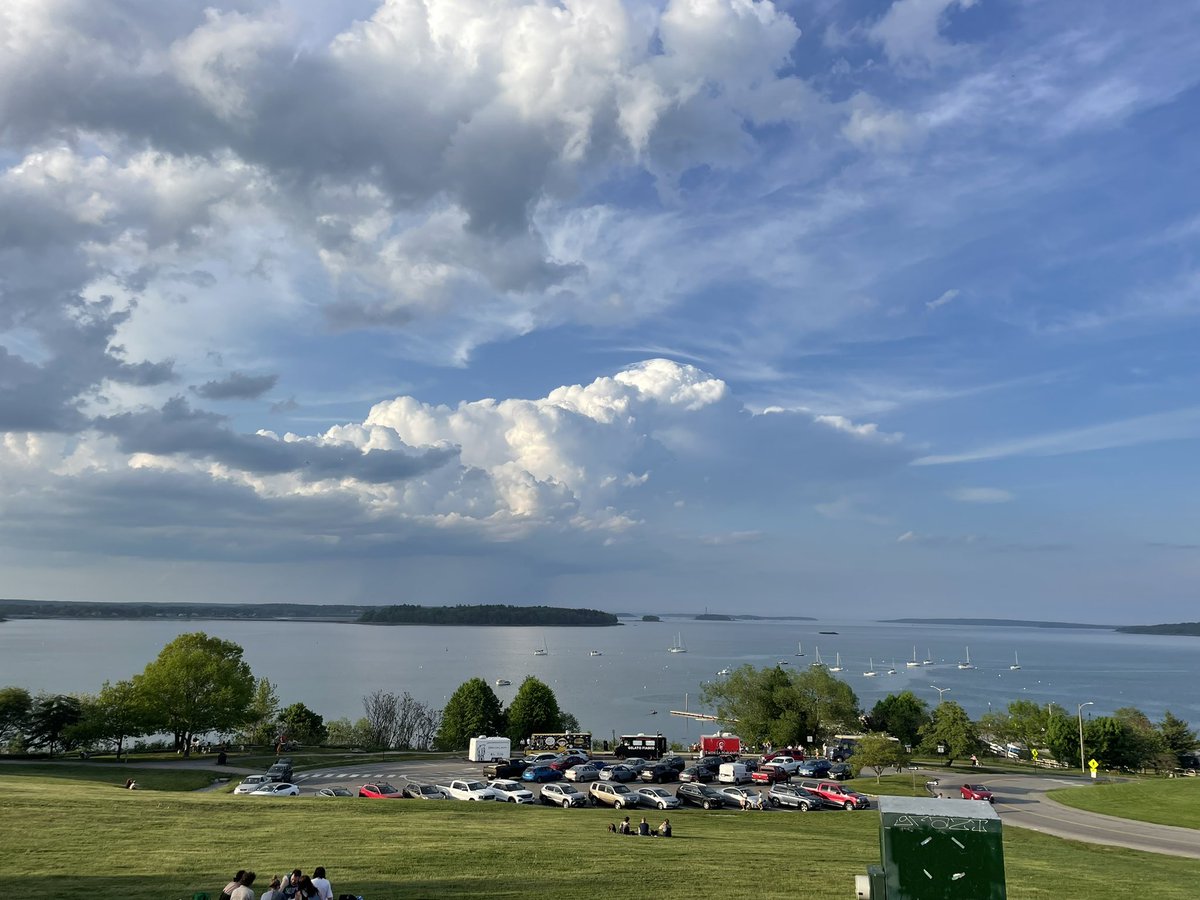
(960, 784), (994, 802)
(751, 764), (790, 784)
(549, 756), (586, 772)
(359, 782), (404, 799)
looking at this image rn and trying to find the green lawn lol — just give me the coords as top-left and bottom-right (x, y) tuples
(1049, 778), (1200, 830)
(0, 763), (217, 792)
(1, 775), (1197, 899)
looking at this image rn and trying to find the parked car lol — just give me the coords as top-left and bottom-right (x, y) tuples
(799, 780), (870, 810)
(795, 759), (833, 777)
(316, 786), (353, 798)
(359, 782), (404, 799)
(717, 762), (751, 784)
(660, 755), (688, 772)
(960, 784), (994, 802)
(488, 779), (535, 804)
(621, 758), (649, 771)
(679, 765), (716, 783)
(403, 783), (449, 800)
(750, 764), (790, 784)
(524, 752), (560, 765)
(636, 787), (682, 810)
(638, 763), (678, 783)
(565, 763), (601, 782)
(599, 764), (638, 783)
(589, 781), (638, 809)
(521, 766), (563, 783)
(676, 782), (726, 810)
(768, 783), (825, 811)
(549, 755), (587, 772)
(827, 763), (853, 781)
(540, 783), (589, 807)
(249, 782), (300, 797)
(695, 755), (727, 771)
(233, 775), (272, 795)
(719, 786), (767, 810)
(484, 758), (529, 779)
(265, 761), (294, 783)
(765, 755), (801, 775)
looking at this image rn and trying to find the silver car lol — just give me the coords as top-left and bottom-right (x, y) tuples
(720, 786), (767, 810)
(233, 775), (272, 795)
(635, 787), (681, 810)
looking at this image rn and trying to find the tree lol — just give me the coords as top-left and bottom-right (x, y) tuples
(278, 702), (327, 745)
(560, 711), (581, 734)
(1159, 711), (1197, 757)
(851, 732), (911, 783)
(1112, 707), (1171, 772)
(137, 632), (256, 756)
(243, 677), (281, 746)
(362, 690), (400, 749)
(1045, 712), (1079, 766)
(868, 692), (930, 746)
(436, 678), (505, 751)
(326, 717), (373, 748)
(506, 677), (562, 742)
(0, 686), (32, 747)
(918, 701), (980, 767)
(26, 694), (83, 757)
(74, 680), (149, 759)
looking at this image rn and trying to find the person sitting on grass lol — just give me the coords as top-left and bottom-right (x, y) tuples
(220, 871), (246, 900)
(618, 816), (631, 835)
(658, 819), (672, 838)
(310, 868), (333, 900)
(607, 823), (617, 833)
(260, 877), (282, 900)
(124, 778), (138, 790)
(638, 817), (651, 837)
(231, 872), (256, 900)
(280, 870), (303, 900)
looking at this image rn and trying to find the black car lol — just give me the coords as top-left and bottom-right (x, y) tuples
(768, 783), (826, 811)
(484, 758), (529, 779)
(265, 761), (294, 783)
(677, 782), (726, 810)
(679, 765), (716, 783)
(660, 755), (688, 772)
(638, 763), (679, 784)
(827, 763), (853, 781)
(696, 755), (726, 770)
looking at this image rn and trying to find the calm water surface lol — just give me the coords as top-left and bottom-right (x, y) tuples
(2, 618), (1197, 745)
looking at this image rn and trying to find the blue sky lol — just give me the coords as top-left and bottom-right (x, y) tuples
(0, 0), (1198, 621)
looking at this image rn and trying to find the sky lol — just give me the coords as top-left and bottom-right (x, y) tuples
(1, 0), (1198, 622)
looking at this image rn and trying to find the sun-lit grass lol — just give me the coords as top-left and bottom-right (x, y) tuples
(1, 774), (1197, 899)
(0, 763), (216, 792)
(1048, 778), (1200, 830)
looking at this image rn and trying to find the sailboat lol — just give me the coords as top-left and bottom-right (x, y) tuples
(863, 657), (878, 677)
(922, 648), (934, 666)
(886, 659), (897, 675)
(906, 646), (921, 668)
(589, 649), (603, 656)
(810, 647), (825, 668)
(957, 647), (975, 670)
(1010, 652), (1021, 671)
(668, 633), (688, 653)
(533, 635), (548, 656)
(795, 641), (805, 657)
(828, 652), (843, 673)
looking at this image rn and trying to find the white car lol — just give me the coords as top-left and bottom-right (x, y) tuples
(489, 779), (535, 804)
(565, 764), (600, 782)
(439, 779), (500, 801)
(316, 787), (353, 798)
(524, 752), (560, 765)
(249, 782), (300, 797)
(540, 783), (588, 807)
(636, 787), (681, 810)
(233, 775), (272, 795)
(720, 786), (767, 809)
(766, 756), (801, 775)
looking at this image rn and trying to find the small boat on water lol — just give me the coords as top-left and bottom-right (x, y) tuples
(886, 659), (897, 675)
(716, 667), (731, 676)
(495, 678), (511, 686)
(589, 650), (603, 656)
(668, 633), (688, 653)
(819, 631), (839, 635)
(864, 658), (878, 677)
(906, 646), (921, 668)
(1010, 652), (1021, 671)
(957, 647), (975, 670)
(828, 652), (843, 673)
(810, 647), (825, 668)
(533, 635), (548, 656)
(795, 641), (805, 657)
(922, 648), (934, 666)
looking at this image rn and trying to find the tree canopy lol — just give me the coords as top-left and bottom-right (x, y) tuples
(436, 678), (506, 750)
(919, 701), (980, 766)
(851, 732), (910, 782)
(868, 691), (929, 746)
(506, 677), (562, 741)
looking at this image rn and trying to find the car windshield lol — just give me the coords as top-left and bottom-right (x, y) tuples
(420, 786), (438, 794)
(465, 782), (485, 790)
(375, 783), (397, 793)
(644, 788), (667, 797)
(969, 785), (988, 791)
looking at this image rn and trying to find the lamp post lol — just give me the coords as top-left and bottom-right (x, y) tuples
(931, 686), (951, 702)
(1077, 702), (1094, 774)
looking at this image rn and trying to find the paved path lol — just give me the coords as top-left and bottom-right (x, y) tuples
(955, 772), (1200, 860)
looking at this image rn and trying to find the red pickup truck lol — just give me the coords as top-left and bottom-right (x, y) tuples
(799, 780), (871, 810)
(750, 763), (790, 784)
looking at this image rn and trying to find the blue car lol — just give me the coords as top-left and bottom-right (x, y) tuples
(521, 765), (563, 783)
(795, 759), (833, 777)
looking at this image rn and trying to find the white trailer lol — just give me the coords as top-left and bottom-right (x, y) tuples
(468, 735), (512, 762)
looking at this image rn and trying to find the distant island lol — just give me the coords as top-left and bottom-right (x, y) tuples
(656, 613), (816, 621)
(695, 613), (733, 621)
(358, 604), (618, 626)
(0, 598), (619, 627)
(1117, 622), (1200, 636)
(883, 618), (1113, 630)
(642, 615), (661, 622)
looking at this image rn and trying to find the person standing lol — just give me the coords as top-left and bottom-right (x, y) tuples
(231, 872), (256, 900)
(310, 867), (333, 900)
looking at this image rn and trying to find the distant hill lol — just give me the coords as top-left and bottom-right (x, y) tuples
(358, 604), (618, 626)
(695, 613), (733, 621)
(1117, 622), (1200, 636)
(882, 618), (1113, 630)
(655, 613), (816, 621)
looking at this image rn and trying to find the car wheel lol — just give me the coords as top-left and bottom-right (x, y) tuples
(844, 801), (855, 811)
(562, 800), (570, 808)
(799, 802), (810, 812)
(702, 800), (712, 810)
(769, 797), (779, 807)
(659, 801), (667, 810)
(615, 800), (624, 809)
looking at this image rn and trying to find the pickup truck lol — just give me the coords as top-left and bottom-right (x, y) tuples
(750, 763), (790, 784)
(437, 779), (499, 801)
(799, 780), (871, 810)
(483, 758), (528, 779)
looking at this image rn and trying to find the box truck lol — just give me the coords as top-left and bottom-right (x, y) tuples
(468, 736), (512, 762)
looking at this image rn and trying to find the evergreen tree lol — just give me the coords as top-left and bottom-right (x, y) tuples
(26, 694), (83, 757)
(1159, 711), (1197, 757)
(279, 702), (328, 745)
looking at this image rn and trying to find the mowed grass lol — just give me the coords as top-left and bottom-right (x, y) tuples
(0, 763), (215, 792)
(2, 776), (1199, 899)
(1049, 778), (1200, 830)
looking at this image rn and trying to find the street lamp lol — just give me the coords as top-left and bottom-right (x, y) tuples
(931, 685), (951, 702)
(1077, 702), (1094, 774)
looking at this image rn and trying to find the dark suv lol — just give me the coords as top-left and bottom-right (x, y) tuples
(660, 755), (688, 772)
(484, 758), (529, 779)
(266, 760), (294, 783)
(638, 763), (679, 783)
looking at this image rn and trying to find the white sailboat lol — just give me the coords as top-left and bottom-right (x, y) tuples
(863, 657), (878, 677)
(957, 647), (975, 670)
(828, 652), (843, 673)
(495, 678), (511, 686)
(886, 659), (897, 675)
(922, 648), (934, 666)
(906, 646), (921, 668)
(589, 649), (603, 656)
(716, 667), (731, 676)
(810, 647), (824, 668)
(1010, 652), (1021, 671)
(533, 635), (548, 656)
(668, 633), (688, 653)
(795, 641), (805, 657)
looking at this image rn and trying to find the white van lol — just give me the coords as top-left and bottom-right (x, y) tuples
(468, 736), (512, 762)
(718, 762), (750, 784)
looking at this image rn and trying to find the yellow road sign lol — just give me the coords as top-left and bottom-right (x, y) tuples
(1088, 758), (1099, 770)
(1031, 749), (1039, 760)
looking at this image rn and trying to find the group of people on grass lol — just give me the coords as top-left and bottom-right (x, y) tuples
(608, 816), (672, 837)
(219, 867), (334, 900)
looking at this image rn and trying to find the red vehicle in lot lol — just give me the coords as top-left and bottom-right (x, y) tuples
(799, 780), (871, 810)
(751, 764), (790, 784)
(358, 782), (404, 799)
(549, 755), (587, 772)
(960, 784), (994, 802)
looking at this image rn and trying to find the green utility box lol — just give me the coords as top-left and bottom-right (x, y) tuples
(874, 796), (1006, 900)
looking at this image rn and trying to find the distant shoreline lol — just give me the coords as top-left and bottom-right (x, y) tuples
(881, 617), (1115, 630)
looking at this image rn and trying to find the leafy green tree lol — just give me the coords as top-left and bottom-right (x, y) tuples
(851, 732), (911, 783)
(506, 677), (562, 742)
(918, 701), (980, 767)
(789, 666), (861, 746)
(74, 680), (149, 759)
(0, 686), (32, 746)
(436, 678), (506, 751)
(1158, 711), (1197, 757)
(243, 677), (281, 746)
(868, 692), (930, 746)
(137, 632), (256, 756)
(326, 717), (374, 748)
(1045, 712), (1079, 766)
(277, 702), (327, 745)
(560, 711), (582, 734)
(26, 694), (83, 757)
